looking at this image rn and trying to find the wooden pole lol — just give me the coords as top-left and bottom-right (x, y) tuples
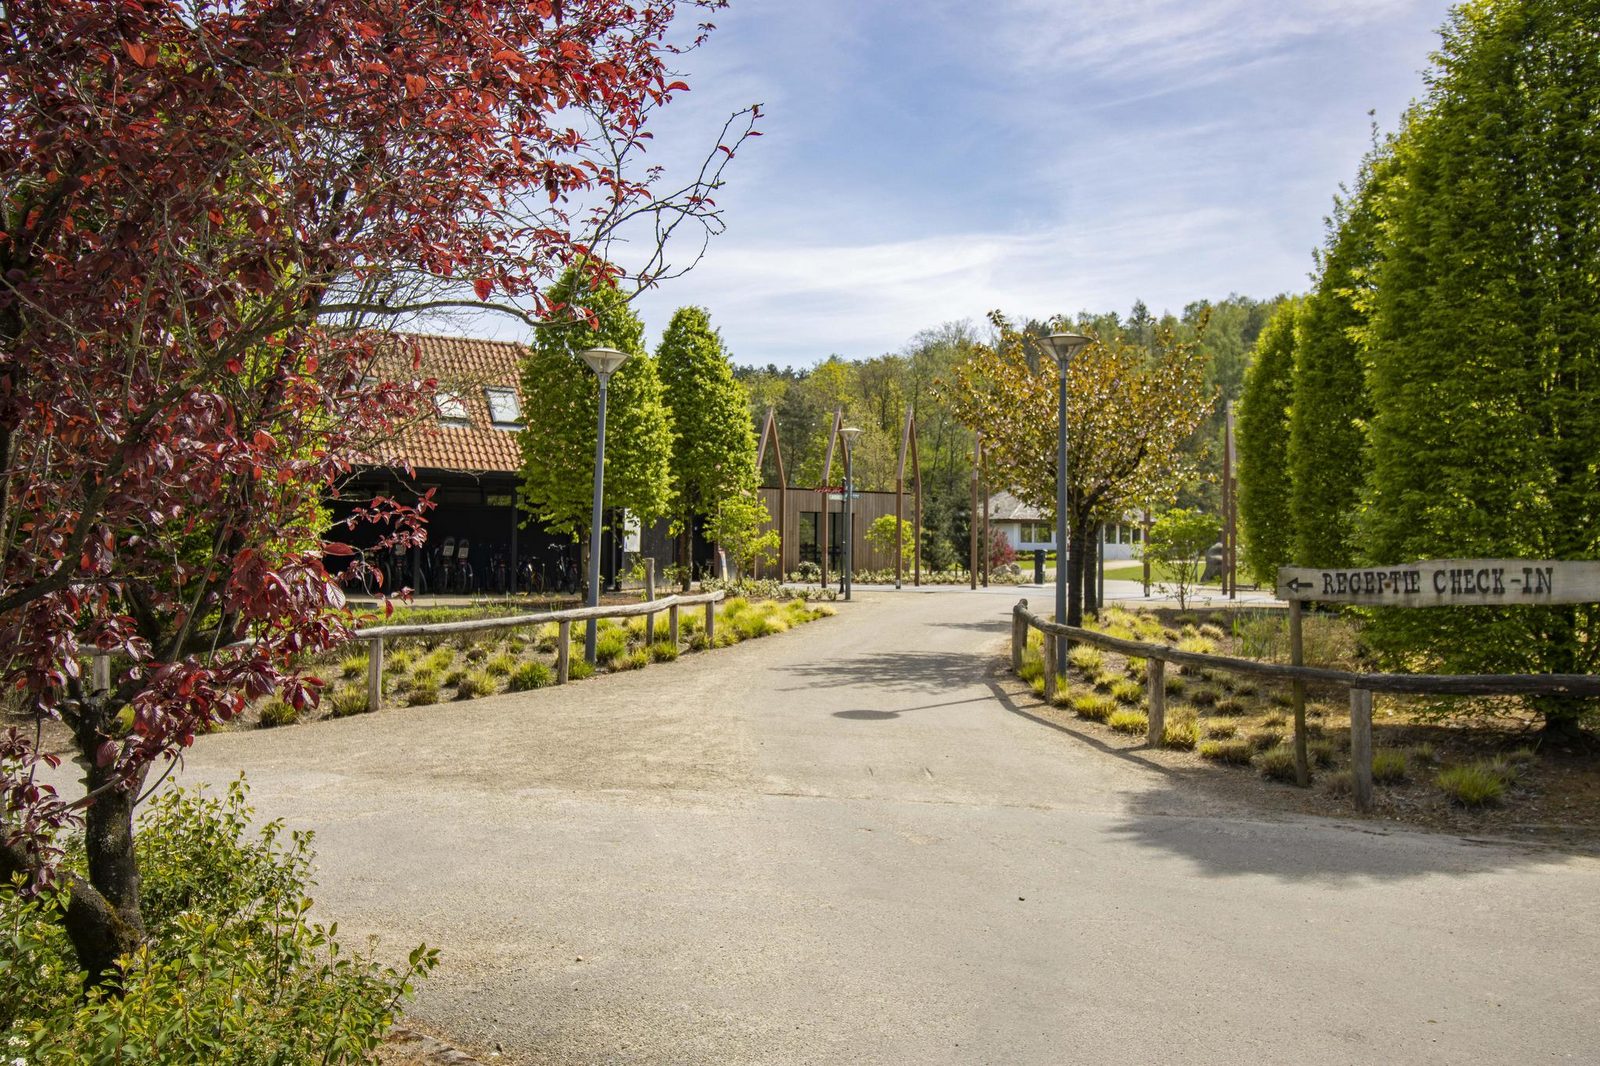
(1012, 600), (1027, 673)
(556, 620), (571, 683)
(705, 599), (716, 644)
(366, 636), (384, 711)
(669, 603), (680, 646)
(980, 448), (990, 588)
(820, 489), (830, 592)
(92, 652), (111, 694)
(1350, 687), (1374, 812)
(1225, 402), (1237, 599)
(644, 557), (656, 643)
(970, 431), (981, 590)
(1147, 658), (1166, 748)
(895, 474), (904, 590)
(1289, 598), (1310, 787)
(1141, 510), (1152, 597)
(1042, 633), (1058, 702)
(912, 414), (923, 588)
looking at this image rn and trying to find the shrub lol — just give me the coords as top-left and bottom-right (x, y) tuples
(484, 653), (519, 677)
(1256, 745), (1304, 783)
(421, 647), (455, 673)
(1262, 712), (1287, 728)
(649, 641), (679, 663)
(1213, 697), (1248, 717)
(567, 658), (596, 681)
(1108, 709), (1148, 735)
(454, 670), (496, 699)
(1161, 716), (1199, 749)
(386, 648), (416, 672)
(257, 698), (298, 729)
(1234, 680), (1259, 698)
(1324, 771), (1355, 797)
(1246, 730), (1283, 752)
(1204, 722), (1239, 740)
(339, 654), (367, 679)
(506, 661), (554, 691)
(1109, 679), (1144, 706)
(1190, 688), (1218, 708)
(1198, 738), (1254, 764)
(1073, 694), (1117, 723)
(442, 667), (468, 688)
(1092, 672), (1118, 693)
(1163, 673), (1185, 696)
(1371, 748), (1410, 784)
(0, 780), (435, 1061)
(619, 649), (651, 670)
(1308, 740), (1337, 768)
(1049, 680), (1075, 708)
(1436, 763), (1507, 807)
(595, 629), (628, 666)
(688, 633), (711, 651)
(1124, 657), (1148, 682)
(1068, 645), (1104, 674)
(327, 686), (370, 718)
(1198, 623), (1226, 642)
(406, 680), (440, 706)
(1268, 689), (1293, 708)
(1176, 636), (1215, 656)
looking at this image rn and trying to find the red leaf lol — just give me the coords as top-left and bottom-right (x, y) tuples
(123, 40), (156, 69)
(474, 277), (494, 301)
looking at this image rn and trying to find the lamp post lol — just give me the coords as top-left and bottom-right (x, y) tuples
(579, 346), (630, 663)
(1041, 331), (1091, 677)
(841, 426), (862, 601)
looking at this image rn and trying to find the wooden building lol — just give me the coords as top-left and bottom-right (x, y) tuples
(756, 486), (901, 576)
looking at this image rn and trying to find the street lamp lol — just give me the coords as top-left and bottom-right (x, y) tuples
(579, 346), (630, 663)
(841, 426), (862, 601)
(1041, 331), (1091, 677)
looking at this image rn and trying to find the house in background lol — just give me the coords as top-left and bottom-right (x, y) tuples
(986, 491), (1143, 561)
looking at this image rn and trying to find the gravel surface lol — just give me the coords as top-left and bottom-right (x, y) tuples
(171, 587), (1599, 1065)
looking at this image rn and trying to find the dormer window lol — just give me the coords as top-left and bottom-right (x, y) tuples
(485, 386), (522, 429)
(435, 390), (470, 426)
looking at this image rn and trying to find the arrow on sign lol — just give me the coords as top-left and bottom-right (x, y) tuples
(1284, 578), (1315, 593)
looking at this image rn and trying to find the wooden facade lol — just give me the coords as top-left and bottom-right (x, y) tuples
(757, 487), (902, 576)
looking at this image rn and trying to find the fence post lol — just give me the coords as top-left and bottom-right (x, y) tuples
(1289, 599), (1310, 787)
(644, 558), (656, 643)
(92, 652), (111, 694)
(1147, 658), (1166, 747)
(1011, 600), (1027, 674)
(556, 621), (571, 684)
(1350, 688), (1374, 812)
(1042, 633), (1058, 703)
(366, 636), (384, 712)
(705, 599), (716, 644)
(669, 603), (680, 646)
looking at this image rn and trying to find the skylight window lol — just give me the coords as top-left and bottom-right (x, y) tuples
(435, 390), (470, 426)
(485, 386), (522, 428)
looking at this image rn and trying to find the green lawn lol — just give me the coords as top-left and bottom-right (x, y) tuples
(1102, 559), (1221, 586)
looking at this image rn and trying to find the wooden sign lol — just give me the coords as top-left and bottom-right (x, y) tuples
(1277, 559), (1600, 607)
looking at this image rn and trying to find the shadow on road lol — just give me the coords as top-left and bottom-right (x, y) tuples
(778, 650), (991, 693)
(984, 676), (1593, 884)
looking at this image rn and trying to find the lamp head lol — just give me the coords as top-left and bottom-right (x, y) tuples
(578, 346), (630, 378)
(1040, 331), (1091, 366)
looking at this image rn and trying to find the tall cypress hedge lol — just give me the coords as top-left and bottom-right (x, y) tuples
(1360, 0), (1600, 733)
(1235, 298), (1299, 586)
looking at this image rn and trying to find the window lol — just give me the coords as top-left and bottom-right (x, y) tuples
(1019, 521), (1054, 545)
(435, 390), (469, 426)
(799, 512), (820, 564)
(485, 386), (522, 428)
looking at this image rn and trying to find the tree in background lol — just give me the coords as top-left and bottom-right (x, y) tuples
(656, 307), (761, 587)
(1235, 299), (1300, 585)
(519, 272), (675, 548)
(1141, 508), (1220, 610)
(1358, 0), (1600, 734)
(943, 314), (1214, 626)
(0, 0), (747, 981)
(1287, 149), (1387, 568)
(866, 516), (917, 570)
(707, 491), (780, 576)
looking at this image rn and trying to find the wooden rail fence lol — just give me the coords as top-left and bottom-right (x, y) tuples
(1012, 599), (1600, 811)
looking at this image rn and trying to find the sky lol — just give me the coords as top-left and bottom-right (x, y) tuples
(494, 1), (1459, 368)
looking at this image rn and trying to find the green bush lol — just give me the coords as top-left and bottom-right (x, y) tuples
(1199, 738), (1254, 765)
(257, 698), (298, 729)
(508, 661), (555, 691)
(1204, 722), (1238, 740)
(595, 629), (628, 666)
(326, 686), (370, 718)
(1371, 748), (1410, 784)
(484, 653), (519, 677)
(1109, 678), (1144, 706)
(0, 780), (435, 1061)
(338, 654), (367, 679)
(1124, 657), (1147, 682)
(1436, 763), (1507, 807)
(1068, 645), (1104, 675)
(649, 640), (680, 663)
(1073, 694), (1117, 723)
(1256, 745), (1304, 783)
(567, 658), (596, 681)
(1107, 709), (1148, 735)
(1160, 716), (1199, 749)
(406, 680), (440, 706)
(455, 670), (496, 699)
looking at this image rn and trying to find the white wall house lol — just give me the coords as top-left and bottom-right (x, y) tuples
(987, 491), (1144, 561)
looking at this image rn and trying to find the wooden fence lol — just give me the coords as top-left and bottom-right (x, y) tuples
(353, 590), (726, 711)
(1012, 599), (1600, 812)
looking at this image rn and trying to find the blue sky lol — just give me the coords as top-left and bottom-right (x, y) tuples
(580, 1), (1455, 367)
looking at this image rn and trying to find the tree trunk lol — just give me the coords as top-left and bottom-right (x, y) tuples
(1066, 521), (1088, 628)
(678, 516), (692, 591)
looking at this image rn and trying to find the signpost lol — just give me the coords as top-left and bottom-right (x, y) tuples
(1277, 558), (1600, 804)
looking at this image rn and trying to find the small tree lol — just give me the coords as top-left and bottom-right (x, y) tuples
(865, 515), (916, 570)
(1236, 299), (1300, 585)
(1142, 508), (1220, 610)
(707, 492), (779, 577)
(519, 272), (676, 545)
(988, 528), (1017, 571)
(657, 307), (761, 588)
